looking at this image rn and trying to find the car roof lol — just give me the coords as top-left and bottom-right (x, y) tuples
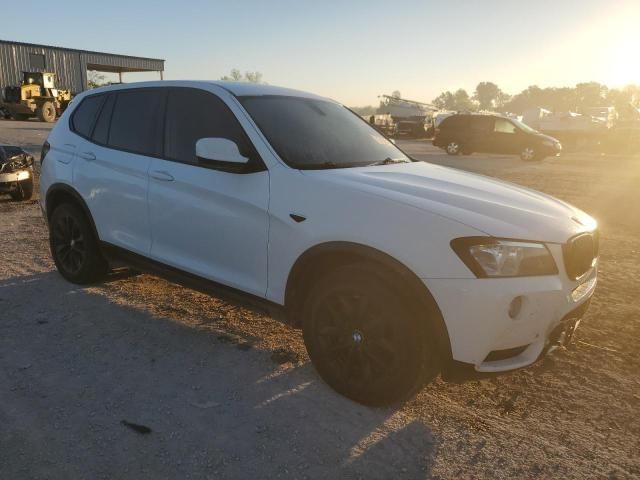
(81, 80), (335, 103)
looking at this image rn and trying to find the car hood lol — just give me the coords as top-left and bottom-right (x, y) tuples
(308, 162), (595, 243)
(533, 132), (560, 144)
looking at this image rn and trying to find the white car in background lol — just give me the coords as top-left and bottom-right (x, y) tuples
(39, 81), (598, 405)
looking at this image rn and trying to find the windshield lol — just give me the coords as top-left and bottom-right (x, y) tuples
(239, 96), (410, 169)
(511, 118), (538, 134)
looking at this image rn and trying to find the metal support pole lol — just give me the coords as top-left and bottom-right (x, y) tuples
(160, 71), (164, 80)
(118, 71), (123, 84)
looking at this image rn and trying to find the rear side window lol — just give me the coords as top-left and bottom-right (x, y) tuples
(91, 94), (115, 145)
(71, 95), (105, 138)
(108, 89), (165, 156)
(164, 88), (250, 165)
(470, 116), (494, 132)
(441, 115), (468, 130)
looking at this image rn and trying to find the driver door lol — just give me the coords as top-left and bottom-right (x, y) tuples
(492, 118), (521, 154)
(147, 87), (270, 297)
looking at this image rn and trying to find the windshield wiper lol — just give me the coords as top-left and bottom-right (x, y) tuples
(367, 157), (410, 166)
(298, 161), (364, 170)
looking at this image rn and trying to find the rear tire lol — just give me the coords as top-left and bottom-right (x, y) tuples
(9, 175), (34, 201)
(37, 101), (56, 123)
(49, 203), (108, 284)
(302, 263), (438, 406)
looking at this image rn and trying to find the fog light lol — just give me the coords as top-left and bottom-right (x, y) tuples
(509, 296), (523, 319)
(571, 276), (597, 302)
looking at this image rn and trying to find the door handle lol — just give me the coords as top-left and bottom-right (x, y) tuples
(150, 170), (175, 182)
(79, 151), (96, 161)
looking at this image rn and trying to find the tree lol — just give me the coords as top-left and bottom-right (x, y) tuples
(432, 91), (455, 110)
(473, 82), (501, 110)
(432, 89), (476, 111)
(220, 69), (264, 83)
(87, 71), (107, 89)
(455, 89), (476, 111)
(220, 69), (243, 81)
(244, 71), (263, 83)
(575, 82), (607, 109)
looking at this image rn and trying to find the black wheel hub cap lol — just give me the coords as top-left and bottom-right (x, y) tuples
(314, 293), (402, 387)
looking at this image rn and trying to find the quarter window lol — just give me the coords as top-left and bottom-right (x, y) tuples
(91, 94), (115, 145)
(164, 88), (250, 165)
(108, 89), (164, 156)
(71, 95), (105, 138)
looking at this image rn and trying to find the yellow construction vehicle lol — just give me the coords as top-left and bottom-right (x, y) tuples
(0, 72), (72, 122)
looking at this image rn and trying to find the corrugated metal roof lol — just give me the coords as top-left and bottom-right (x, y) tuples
(0, 39), (164, 95)
(0, 39), (164, 63)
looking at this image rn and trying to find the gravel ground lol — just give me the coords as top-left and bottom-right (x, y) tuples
(1, 119), (639, 479)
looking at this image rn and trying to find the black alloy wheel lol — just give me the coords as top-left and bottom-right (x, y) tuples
(302, 264), (437, 406)
(49, 203), (108, 284)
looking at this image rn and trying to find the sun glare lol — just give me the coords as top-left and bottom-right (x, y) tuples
(606, 30), (640, 87)
(600, 8), (640, 87)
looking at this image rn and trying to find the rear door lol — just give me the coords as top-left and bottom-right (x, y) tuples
(72, 88), (165, 255)
(147, 87), (270, 296)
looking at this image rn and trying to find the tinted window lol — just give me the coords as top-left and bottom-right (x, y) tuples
(494, 118), (517, 134)
(72, 95), (105, 138)
(108, 89), (165, 156)
(470, 116), (494, 132)
(92, 94), (115, 145)
(240, 96), (409, 169)
(164, 88), (249, 165)
(441, 115), (469, 130)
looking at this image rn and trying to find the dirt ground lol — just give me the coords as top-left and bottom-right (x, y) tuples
(1, 119), (638, 479)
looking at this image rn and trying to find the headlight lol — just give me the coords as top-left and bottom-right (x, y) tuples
(451, 237), (558, 278)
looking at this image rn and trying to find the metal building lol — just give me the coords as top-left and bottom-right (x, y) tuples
(0, 39), (165, 96)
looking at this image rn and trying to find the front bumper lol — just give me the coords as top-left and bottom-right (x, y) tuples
(425, 250), (596, 373)
(0, 168), (31, 189)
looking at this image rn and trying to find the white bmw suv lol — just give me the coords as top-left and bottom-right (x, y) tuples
(39, 81), (598, 405)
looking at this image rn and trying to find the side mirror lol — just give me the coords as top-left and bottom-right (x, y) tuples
(196, 138), (249, 166)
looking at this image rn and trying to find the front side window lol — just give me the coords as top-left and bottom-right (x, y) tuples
(164, 88), (250, 165)
(494, 118), (517, 134)
(511, 118), (538, 134)
(239, 96), (409, 169)
(71, 95), (105, 138)
(108, 89), (164, 156)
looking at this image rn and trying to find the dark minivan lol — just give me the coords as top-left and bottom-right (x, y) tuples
(433, 114), (562, 161)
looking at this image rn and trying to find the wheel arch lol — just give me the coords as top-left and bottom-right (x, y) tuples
(284, 241), (453, 364)
(45, 183), (100, 240)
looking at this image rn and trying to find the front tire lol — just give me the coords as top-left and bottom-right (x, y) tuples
(302, 264), (438, 406)
(520, 146), (540, 161)
(37, 101), (56, 123)
(446, 141), (462, 155)
(9, 175), (34, 201)
(49, 203), (108, 284)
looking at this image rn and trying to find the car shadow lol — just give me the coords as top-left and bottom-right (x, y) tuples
(0, 271), (439, 479)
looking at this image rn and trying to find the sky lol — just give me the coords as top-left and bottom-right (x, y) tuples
(3, 0), (639, 106)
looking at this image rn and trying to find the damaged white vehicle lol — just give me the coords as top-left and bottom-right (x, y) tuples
(39, 81), (599, 405)
(0, 145), (34, 201)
